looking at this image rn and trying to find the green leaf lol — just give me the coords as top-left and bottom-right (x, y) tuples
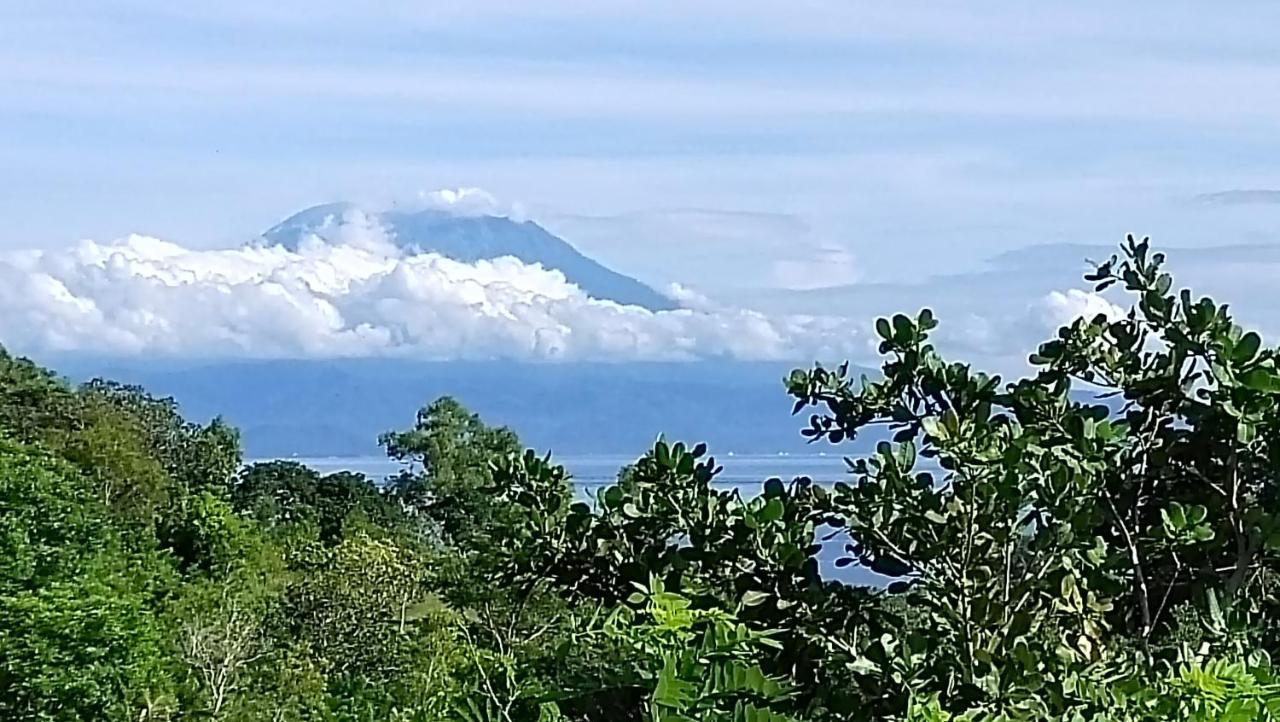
(653, 655), (695, 708)
(1060, 574), (1077, 599)
(897, 440), (916, 469)
(1189, 525), (1215, 543)
(758, 498), (785, 523)
(1207, 587), (1224, 627)
(892, 313), (913, 342)
(603, 486), (624, 508)
(676, 452), (694, 476)
(1239, 368), (1280, 393)
(875, 317), (892, 340)
(741, 590), (770, 607)
(655, 440), (671, 467)
(1186, 504), (1208, 525)
(1234, 331), (1262, 364)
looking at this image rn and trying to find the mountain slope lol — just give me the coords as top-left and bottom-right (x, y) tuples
(262, 203), (678, 311)
(48, 357), (880, 458)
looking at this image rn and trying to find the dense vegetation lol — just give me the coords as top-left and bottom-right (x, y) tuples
(3, 238), (1279, 720)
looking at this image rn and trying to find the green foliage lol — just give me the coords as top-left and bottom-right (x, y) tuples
(163, 490), (268, 574)
(1, 579), (175, 721)
(1164, 657), (1280, 721)
(490, 438), (877, 718)
(78, 379), (242, 495)
(381, 396), (522, 550)
(450, 591), (621, 722)
(782, 236), (1280, 718)
(0, 442), (175, 720)
(492, 439), (834, 608)
(286, 532), (431, 679)
(605, 577), (799, 722)
(233, 460), (409, 544)
(0, 350), (80, 446)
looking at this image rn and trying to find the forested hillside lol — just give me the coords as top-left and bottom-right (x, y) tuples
(43, 360), (837, 458)
(3, 238), (1280, 720)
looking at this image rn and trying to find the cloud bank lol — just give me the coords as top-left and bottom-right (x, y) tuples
(0, 232), (862, 362)
(3, 195), (1242, 373)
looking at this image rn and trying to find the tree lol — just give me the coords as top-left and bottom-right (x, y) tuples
(0, 349), (80, 447)
(61, 389), (173, 519)
(179, 584), (272, 720)
(485, 237), (1280, 720)
(288, 532), (431, 674)
(284, 531), (466, 718)
(784, 236), (1280, 717)
(0, 441), (175, 721)
(233, 461), (409, 544)
(489, 442), (875, 719)
(381, 396), (521, 550)
(78, 379), (241, 496)
(164, 489), (291, 719)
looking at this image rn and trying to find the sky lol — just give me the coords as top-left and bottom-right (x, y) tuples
(2, 2), (1280, 369)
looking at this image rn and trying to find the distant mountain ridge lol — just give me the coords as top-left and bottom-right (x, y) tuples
(262, 202), (678, 311)
(45, 355), (1120, 461)
(47, 357), (870, 458)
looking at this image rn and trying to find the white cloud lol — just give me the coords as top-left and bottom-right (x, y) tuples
(908, 290), (1124, 372)
(0, 232), (861, 362)
(295, 208), (399, 253)
(6, 221), (1261, 377)
(664, 283), (717, 311)
(392, 187), (528, 220)
(1037, 289), (1125, 329)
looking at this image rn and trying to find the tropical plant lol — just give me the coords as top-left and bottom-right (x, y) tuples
(605, 576), (800, 722)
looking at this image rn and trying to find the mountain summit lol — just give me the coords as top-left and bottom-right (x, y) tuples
(262, 202), (678, 311)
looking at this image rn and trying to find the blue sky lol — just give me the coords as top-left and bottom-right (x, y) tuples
(3, 2), (1280, 367)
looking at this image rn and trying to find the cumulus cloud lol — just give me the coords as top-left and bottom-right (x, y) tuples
(0, 233), (860, 362)
(924, 290), (1123, 367)
(392, 187), (528, 220)
(663, 283), (718, 312)
(302, 208), (400, 253)
(1037, 289), (1125, 328)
